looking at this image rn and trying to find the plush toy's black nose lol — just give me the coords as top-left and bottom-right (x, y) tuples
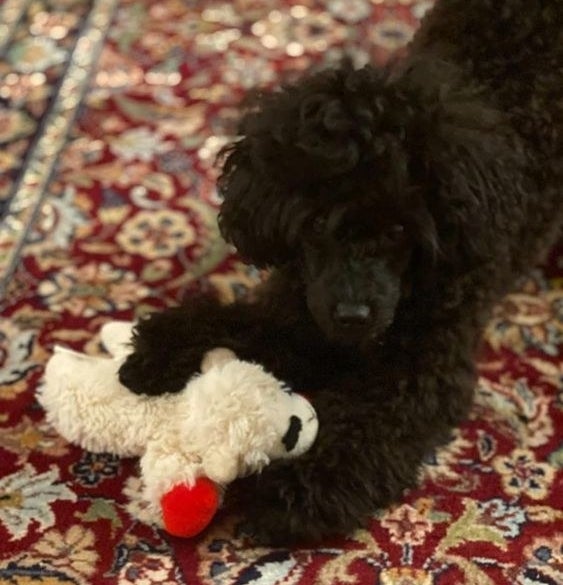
(333, 303), (372, 326)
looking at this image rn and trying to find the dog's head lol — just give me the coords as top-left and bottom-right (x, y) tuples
(218, 60), (526, 345)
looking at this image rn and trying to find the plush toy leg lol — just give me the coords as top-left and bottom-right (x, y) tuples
(160, 478), (220, 537)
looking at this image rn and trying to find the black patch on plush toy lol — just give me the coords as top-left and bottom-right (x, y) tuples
(282, 416), (302, 452)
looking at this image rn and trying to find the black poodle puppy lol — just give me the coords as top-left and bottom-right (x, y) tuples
(119, 0), (562, 544)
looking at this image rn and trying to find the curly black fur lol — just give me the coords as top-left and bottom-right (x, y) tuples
(119, 0), (562, 544)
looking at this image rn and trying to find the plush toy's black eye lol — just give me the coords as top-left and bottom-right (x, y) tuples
(282, 416), (302, 452)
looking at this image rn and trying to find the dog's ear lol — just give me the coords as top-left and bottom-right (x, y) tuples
(217, 67), (377, 268)
(399, 59), (528, 269)
(217, 142), (299, 267)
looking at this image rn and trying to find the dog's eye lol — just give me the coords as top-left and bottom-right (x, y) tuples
(382, 224), (405, 245)
(364, 241), (380, 257)
(312, 217), (326, 234)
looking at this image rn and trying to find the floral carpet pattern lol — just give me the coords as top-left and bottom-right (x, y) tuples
(0, 1), (561, 584)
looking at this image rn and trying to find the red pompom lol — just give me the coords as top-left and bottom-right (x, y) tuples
(160, 478), (220, 537)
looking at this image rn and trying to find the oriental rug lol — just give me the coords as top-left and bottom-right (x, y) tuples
(0, 1), (561, 584)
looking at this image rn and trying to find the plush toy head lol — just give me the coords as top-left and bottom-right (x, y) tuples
(172, 354), (318, 486)
(40, 321), (318, 538)
(137, 347), (318, 537)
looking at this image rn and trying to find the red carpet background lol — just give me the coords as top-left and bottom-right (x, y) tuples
(0, 1), (561, 584)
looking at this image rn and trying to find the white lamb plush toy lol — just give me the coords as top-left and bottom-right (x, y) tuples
(38, 321), (318, 537)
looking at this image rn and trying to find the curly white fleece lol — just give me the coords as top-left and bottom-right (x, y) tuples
(38, 322), (318, 519)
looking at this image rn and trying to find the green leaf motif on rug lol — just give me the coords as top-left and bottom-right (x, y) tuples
(547, 444), (563, 469)
(437, 499), (507, 553)
(76, 499), (123, 533)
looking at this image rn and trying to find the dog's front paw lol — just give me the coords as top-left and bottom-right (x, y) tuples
(229, 463), (354, 546)
(241, 503), (312, 547)
(118, 351), (197, 395)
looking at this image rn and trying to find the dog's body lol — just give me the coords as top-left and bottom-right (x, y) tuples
(119, 0), (562, 543)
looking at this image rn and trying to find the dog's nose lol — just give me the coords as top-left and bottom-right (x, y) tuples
(333, 303), (372, 326)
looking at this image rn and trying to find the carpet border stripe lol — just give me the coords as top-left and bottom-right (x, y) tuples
(0, 0), (119, 297)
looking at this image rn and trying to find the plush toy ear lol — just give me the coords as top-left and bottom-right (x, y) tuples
(100, 321), (135, 359)
(200, 348), (237, 373)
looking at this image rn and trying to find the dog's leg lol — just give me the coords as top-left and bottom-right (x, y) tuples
(117, 287), (347, 396)
(230, 340), (476, 545)
(117, 297), (261, 394)
(228, 388), (420, 544)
